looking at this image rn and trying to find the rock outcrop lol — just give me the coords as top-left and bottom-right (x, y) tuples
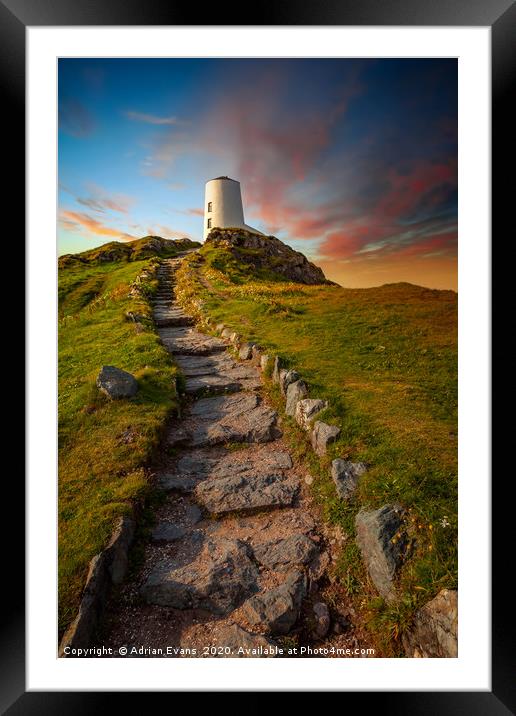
(402, 589), (458, 658)
(205, 228), (331, 285)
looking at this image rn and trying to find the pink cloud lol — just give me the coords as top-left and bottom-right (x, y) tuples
(60, 210), (135, 241)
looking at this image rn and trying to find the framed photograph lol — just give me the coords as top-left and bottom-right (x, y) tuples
(6, 0), (512, 707)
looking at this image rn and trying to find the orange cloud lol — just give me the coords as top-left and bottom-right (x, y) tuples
(60, 210), (135, 241)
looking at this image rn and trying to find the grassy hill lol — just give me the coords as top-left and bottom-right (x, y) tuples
(57, 229), (457, 652)
(58, 235), (200, 269)
(58, 241), (183, 636)
(176, 242), (458, 651)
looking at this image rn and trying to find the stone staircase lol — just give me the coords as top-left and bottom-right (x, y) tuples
(99, 257), (336, 657)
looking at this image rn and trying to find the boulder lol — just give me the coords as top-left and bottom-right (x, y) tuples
(312, 602), (331, 639)
(253, 534), (319, 572)
(238, 343), (254, 360)
(295, 399), (327, 430)
(331, 460), (368, 500)
(242, 571), (307, 635)
(402, 589), (458, 658)
(311, 421), (341, 456)
(141, 537), (259, 614)
(285, 380), (308, 416)
(355, 504), (408, 600)
(96, 365), (138, 400)
(280, 369), (301, 396)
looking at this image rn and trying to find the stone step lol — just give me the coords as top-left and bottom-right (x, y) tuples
(194, 471), (298, 514)
(157, 446), (293, 493)
(154, 306), (188, 315)
(140, 536), (259, 614)
(156, 316), (194, 328)
(167, 392), (280, 447)
(178, 447), (294, 475)
(252, 534), (320, 572)
(184, 375), (244, 395)
(175, 354), (261, 394)
(184, 371), (261, 395)
(173, 353), (235, 376)
(159, 327), (227, 356)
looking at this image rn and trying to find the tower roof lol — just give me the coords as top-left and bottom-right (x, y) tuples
(208, 176), (238, 182)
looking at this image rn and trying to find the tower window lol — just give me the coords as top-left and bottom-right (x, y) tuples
(207, 202), (212, 212)
(207, 218), (212, 229)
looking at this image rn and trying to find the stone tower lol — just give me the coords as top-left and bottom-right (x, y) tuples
(203, 176), (260, 240)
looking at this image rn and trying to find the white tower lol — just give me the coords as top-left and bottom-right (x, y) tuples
(203, 176), (260, 240)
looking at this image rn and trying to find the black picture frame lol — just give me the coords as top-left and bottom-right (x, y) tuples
(5, 0), (513, 709)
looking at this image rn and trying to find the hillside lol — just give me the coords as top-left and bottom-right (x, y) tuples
(58, 235), (201, 268)
(176, 237), (458, 650)
(58, 253), (180, 636)
(58, 229), (457, 653)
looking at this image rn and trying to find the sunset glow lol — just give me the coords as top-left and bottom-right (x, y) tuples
(59, 58), (457, 289)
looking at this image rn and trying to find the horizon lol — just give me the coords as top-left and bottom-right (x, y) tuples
(58, 58), (457, 290)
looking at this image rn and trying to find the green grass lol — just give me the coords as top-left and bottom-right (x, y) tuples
(58, 257), (179, 637)
(176, 248), (458, 653)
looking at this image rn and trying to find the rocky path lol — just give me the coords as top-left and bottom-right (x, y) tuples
(99, 257), (367, 658)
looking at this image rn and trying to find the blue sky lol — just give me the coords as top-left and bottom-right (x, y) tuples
(58, 58), (457, 288)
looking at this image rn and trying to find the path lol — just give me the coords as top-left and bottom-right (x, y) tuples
(99, 257), (368, 657)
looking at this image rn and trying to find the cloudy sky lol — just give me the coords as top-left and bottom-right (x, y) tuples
(58, 58), (457, 289)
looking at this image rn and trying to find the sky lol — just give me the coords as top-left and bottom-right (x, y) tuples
(58, 58), (457, 289)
